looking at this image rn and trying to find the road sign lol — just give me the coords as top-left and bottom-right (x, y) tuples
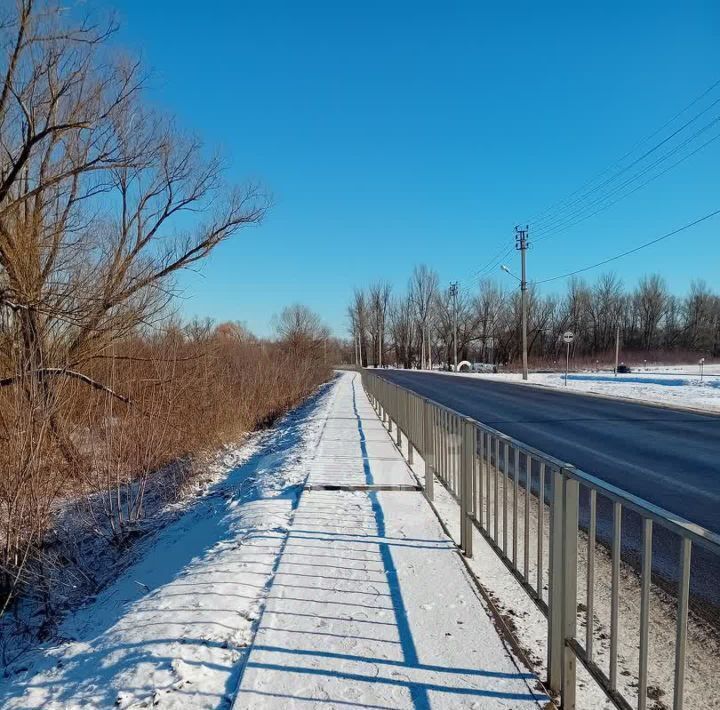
(562, 332), (574, 385)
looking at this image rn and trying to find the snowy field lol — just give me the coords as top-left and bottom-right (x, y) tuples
(450, 363), (720, 412)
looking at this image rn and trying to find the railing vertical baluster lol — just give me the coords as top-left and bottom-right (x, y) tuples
(387, 387), (393, 433)
(453, 414), (456, 493)
(423, 399), (434, 501)
(454, 415), (459, 495)
(537, 461), (545, 599)
(406, 392), (413, 463)
(444, 410), (449, 486)
(443, 410), (448, 485)
(673, 538), (692, 710)
(513, 447), (519, 568)
(407, 396), (414, 464)
(548, 466), (564, 694)
(460, 423), (467, 551)
(524, 454), (530, 581)
(443, 411), (448, 487)
(437, 408), (442, 484)
(447, 413), (452, 491)
(638, 517), (652, 710)
(494, 437), (500, 544)
(433, 407), (438, 485)
(586, 488), (596, 662)
(450, 414), (455, 493)
(610, 501), (622, 691)
(562, 473), (579, 709)
(503, 441), (509, 556)
(462, 418), (474, 557)
(478, 429), (484, 528)
(486, 431), (492, 535)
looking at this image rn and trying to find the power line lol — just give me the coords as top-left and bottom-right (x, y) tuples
(532, 111), (720, 238)
(532, 124), (720, 245)
(533, 208), (720, 285)
(455, 243), (515, 296)
(524, 76), (720, 228)
(456, 240), (515, 285)
(525, 80), (720, 240)
(455, 79), (720, 299)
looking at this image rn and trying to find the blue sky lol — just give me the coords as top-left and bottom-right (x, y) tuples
(104, 1), (719, 336)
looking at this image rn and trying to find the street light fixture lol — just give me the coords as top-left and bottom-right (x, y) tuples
(500, 264), (520, 280)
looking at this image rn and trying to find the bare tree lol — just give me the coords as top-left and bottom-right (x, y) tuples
(388, 294), (415, 368)
(275, 304), (328, 354)
(347, 289), (368, 366)
(409, 265), (438, 369)
(474, 279), (505, 363)
(0, 2), (267, 464)
(367, 281), (391, 366)
(435, 288), (479, 367)
(633, 275), (670, 351)
(0, 1), (270, 615)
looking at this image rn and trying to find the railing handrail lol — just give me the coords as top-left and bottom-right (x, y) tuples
(372, 373), (720, 555)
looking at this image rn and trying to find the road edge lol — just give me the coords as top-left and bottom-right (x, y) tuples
(373, 367), (720, 418)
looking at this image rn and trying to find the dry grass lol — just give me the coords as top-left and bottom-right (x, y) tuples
(0, 322), (331, 623)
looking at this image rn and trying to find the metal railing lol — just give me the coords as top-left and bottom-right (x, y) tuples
(361, 370), (720, 710)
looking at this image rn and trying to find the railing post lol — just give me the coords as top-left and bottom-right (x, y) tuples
(462, 418), (474, 557)
(460, 422), (467, 553)
(547, 467), (578, 706)
(395, 386), (402, 448)
(548, 467), (564, 695)
(407, 392), (414, 465)
(387, 387), (393, 432)
(422, 399), (435, 501)
(562, 473), (578, 709)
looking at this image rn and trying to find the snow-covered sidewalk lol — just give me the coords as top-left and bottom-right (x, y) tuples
(0, 372), (547, 709)
(235, 373), (546, 708)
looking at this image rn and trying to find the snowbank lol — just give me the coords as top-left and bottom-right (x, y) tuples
(0, 383), (335, 709)
(435, 364), (720, 412)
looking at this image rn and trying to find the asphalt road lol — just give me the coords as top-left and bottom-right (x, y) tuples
(371, 369), (720, 533)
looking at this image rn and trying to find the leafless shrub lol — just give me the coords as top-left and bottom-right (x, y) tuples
(0, 3), (332, 628)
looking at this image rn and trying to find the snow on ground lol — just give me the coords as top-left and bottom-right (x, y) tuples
(431, 364), (720, 412)
(236, 373), (547, 708)
(0, 372), (548, 710)
(0, 381), (337, 709)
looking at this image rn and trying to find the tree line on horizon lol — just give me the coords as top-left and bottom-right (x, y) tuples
(347, 265), (720, 369)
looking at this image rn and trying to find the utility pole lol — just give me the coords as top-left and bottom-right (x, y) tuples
(449, 282), (459, 371)
(515, 226), (529, 381)
(614, 324), (620, 376)
(378, 318), (382, 367)
(426, 323), (431, 369)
